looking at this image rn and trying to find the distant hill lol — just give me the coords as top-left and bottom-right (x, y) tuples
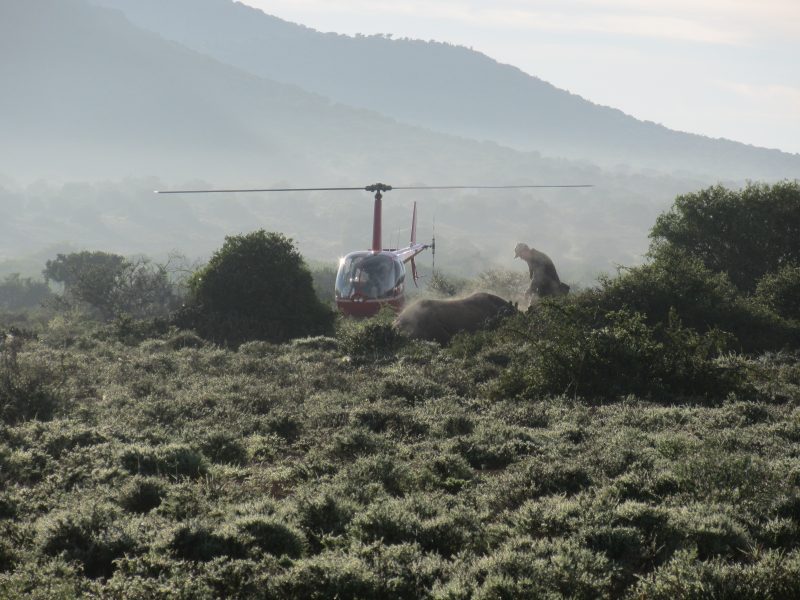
(0, 0), (564, 185)
(90, 0), (800, 180)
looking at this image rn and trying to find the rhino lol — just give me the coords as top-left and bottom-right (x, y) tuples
(395, 292), (516, 345)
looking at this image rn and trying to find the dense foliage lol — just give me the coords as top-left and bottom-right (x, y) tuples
(181, 231), (334, 346)
(650, 180), (800, 292)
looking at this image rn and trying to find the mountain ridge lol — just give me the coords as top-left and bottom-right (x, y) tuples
(89, 0), (800, 180)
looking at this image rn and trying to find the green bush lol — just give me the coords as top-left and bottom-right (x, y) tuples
(349, 497), (481, 558)
(338, 311), (404, 359)
(493, 302), (743, 402)
(199, 431), (248, 466)
(669, 504), (752, 560)
(1, 339), (61, 424)
(168, 522), (246, 562)
(118, 476), (166, 513)
(119, 443), (207, 479)
(181, 230), (334, 346)
(631, 548), (800, 599)
(37, 503), (136, 579)
(0, 525), (18, 572)
(235, 515), (305, 558)
(163, 329), (206, 350)
(756, 263), (800, 322)
(295, 490), (357, 552)
(595, 248), (798, 352)
(0, 557), (92, 599)
(451, 422), (538, 469)
(275, 550), (383, 599)
(650, 181), (800, 292)
(465, 536), (616, 600)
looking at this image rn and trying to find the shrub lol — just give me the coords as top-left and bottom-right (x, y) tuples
(163, 329), (206, 350)
(0, 339), (61, 424)
(416, 453), (474, 493)
(295, 490), (357, 552)
(756, 263), (800, 322)
(328, 428), (383, 461)
(168, 522), (246, 562)
(467, 536), (616, 600)
(475, 268), (529, 301)
(118, 477), (166, 513)
(595, 248), (798, 352)
(427, 271), (469, 297)
(0, 557), (91, 599)
(199, 431), (248, 466)
(37, 503), (136, 579)
(181, 230), (334, 345)
(0, 525), (18, 572)
(338, 311), (404, 359)
(650, 181), (800, 292)
(275, 551), (383, 599)
(451, 422), (538, 470)
(119, 444), (207, 479)
(349, 498), (481, 558)
(235, 516), (305, 558)
(669, 505), (752, 561)
(492, 302), (744, 401)
(631, 548), (800, 599)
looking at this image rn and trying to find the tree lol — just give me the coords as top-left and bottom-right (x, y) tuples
(650, 181), (800, 292)
(44, 251), (126, 313)
(43, 251), (178, 319)
(184, 231), (334, 345)
(0, 274), (53, 310)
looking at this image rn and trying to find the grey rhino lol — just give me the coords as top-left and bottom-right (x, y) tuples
(395, 292), (515, 345)
(514, 243), (570, 297)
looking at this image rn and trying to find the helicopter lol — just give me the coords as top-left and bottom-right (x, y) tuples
(156, 182), (592, 317)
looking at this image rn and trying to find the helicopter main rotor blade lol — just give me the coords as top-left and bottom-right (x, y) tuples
(155, 186), (367, 194)
(392, 184), (593, 190)
(154, 183), (594, 194)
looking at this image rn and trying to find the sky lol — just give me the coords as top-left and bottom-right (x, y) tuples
(241, 0), (800, 154)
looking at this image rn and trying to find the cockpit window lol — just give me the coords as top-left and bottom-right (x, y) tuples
(335, 252), (405, 300)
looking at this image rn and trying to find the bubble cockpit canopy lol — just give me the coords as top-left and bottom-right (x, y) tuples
(335, 251), (405, 301)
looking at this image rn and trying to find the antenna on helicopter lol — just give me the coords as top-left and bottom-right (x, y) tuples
(431, 215), (437, 275)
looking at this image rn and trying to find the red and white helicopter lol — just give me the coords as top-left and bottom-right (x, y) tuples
(156, 182), (591, 317)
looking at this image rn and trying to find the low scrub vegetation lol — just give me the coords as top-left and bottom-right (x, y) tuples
(1, 181), (799, 597)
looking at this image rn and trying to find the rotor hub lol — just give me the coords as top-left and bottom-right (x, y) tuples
(365, 183), (393, 193)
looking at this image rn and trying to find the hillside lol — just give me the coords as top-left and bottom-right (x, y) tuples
(91, 0), (800, 180)
(0, 0), (568, 186)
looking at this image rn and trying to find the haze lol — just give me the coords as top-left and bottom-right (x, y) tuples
(1, 0), (798, 285)
(243, 0), (800, 154)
